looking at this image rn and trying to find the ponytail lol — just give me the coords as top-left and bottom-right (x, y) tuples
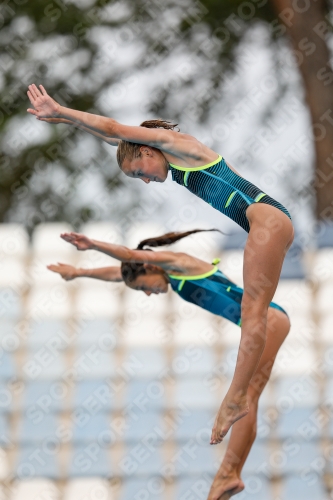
(137, 228), (221, 249)
(116, 119), (179, 168)
(121, 228), (221, 284)
(140, 119), (179, 131)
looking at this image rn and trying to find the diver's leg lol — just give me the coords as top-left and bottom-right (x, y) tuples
(211, 204), (293, 444)
(207, 308), (290, 499)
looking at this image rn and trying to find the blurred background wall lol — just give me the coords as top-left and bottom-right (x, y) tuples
(1, 0), (333, 499)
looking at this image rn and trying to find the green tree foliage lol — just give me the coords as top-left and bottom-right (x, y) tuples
(0, 0), (142, 230)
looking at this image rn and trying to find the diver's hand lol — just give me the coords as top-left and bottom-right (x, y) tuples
(27, 84), (61, 118)
(61, 232), (94, 251)
(47, 263), (78, 281)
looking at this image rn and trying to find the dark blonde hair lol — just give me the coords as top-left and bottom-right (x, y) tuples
(116, 119), (179, 168)
(121, 228), (220, 283)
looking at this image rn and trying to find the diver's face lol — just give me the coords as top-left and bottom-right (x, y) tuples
(129, 273), (169, 295)
(122, 147), (169, 183)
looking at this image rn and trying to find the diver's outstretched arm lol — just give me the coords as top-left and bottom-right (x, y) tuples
(59, 231), (173, 265)
(26, 83), (177, 145)
(59, 231), (212, 276)
(26, 84), (216, 164)
(47, 263), (123, 282)
(35, 117), (120, 146)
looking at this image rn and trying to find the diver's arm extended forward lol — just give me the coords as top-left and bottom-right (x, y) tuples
(60, 232), (182, 269)
(47, 263), (123, 282)
(27, 84), (175, 144)
(29, 114), (120, 146)
(27, 84), (216, 163)
(60, 232), (213, 275)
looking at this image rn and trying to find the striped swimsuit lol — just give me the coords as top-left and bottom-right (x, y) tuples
(169, 156), (291, 233)
(168, 260), (287, 326)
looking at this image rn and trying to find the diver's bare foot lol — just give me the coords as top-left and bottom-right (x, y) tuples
(207, 473), (244, 500)
(210, 394), (249, 444)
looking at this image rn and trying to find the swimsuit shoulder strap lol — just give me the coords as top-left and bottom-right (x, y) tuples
(169, 155), (222, 171)
(168, 258), (220, 281)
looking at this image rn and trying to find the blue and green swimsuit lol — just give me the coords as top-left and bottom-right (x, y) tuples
(169, 155), (291, 233)
(168, 260), (287, 326)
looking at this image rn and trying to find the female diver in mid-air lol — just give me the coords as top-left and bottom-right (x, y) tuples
(27, 83), (294, 447)
(48, 228), (290, 500)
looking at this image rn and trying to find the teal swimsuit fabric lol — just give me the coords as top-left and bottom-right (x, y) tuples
(168, 269), (287, 326)
(169, 157), (291, 233)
